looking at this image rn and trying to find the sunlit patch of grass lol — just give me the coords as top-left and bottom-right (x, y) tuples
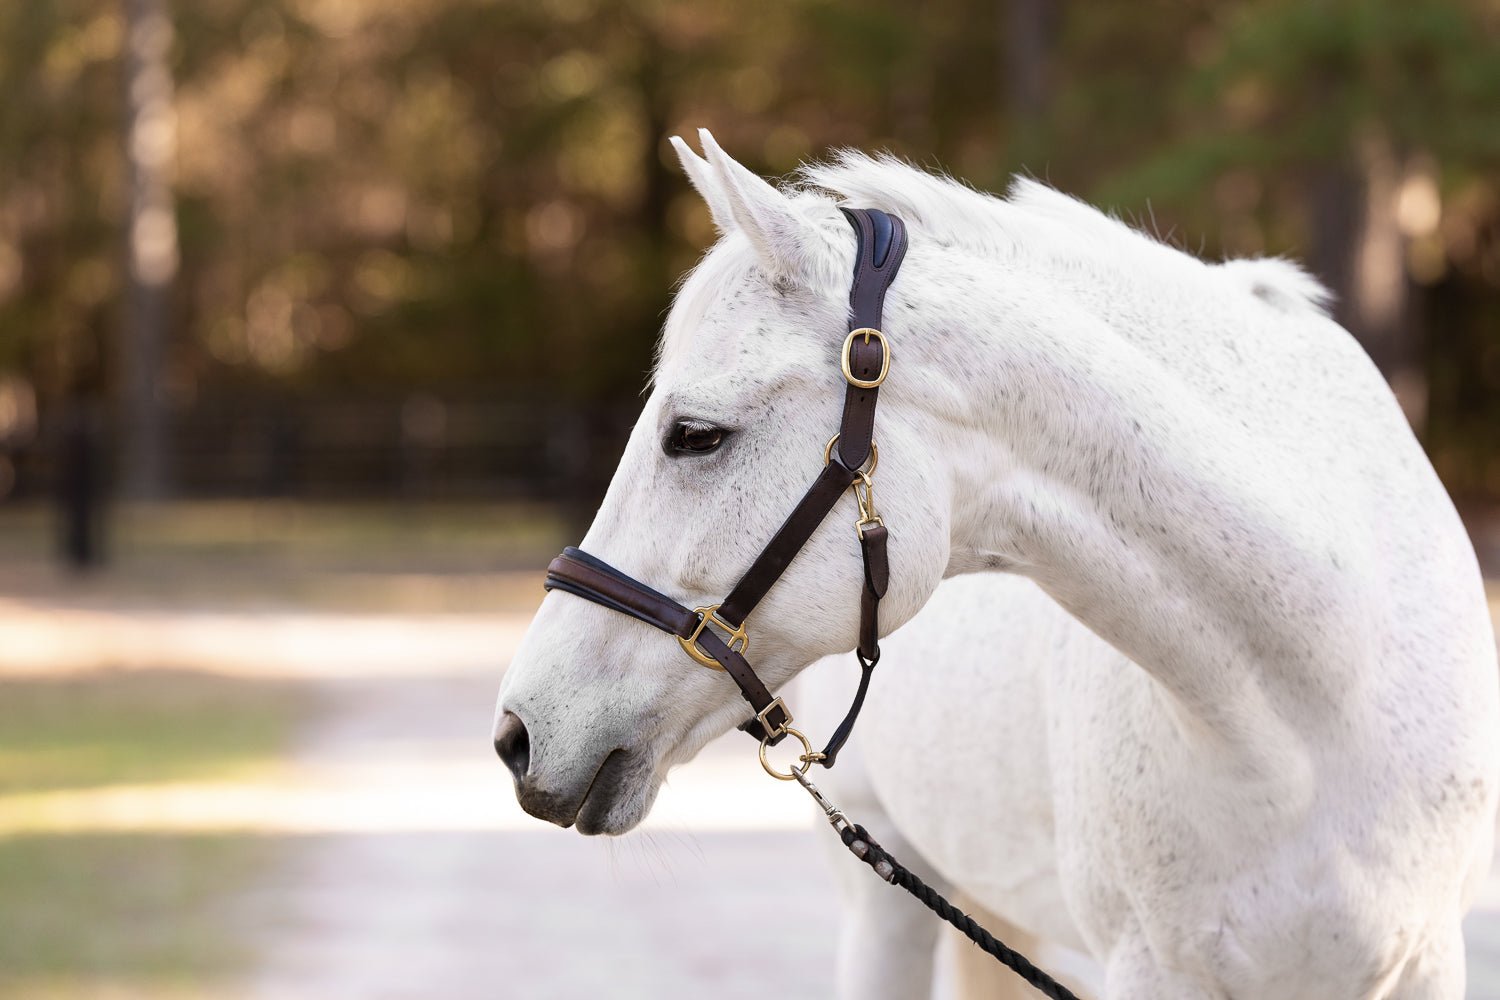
(0, 671), (310, 995)
(0, 671), (311, 794)
(0, 833), (266, 999)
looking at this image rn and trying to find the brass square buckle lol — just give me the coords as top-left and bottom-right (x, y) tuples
(754, 695), (792, 740)
(676, 604), (748, 672)
(841, 328), (890, 389)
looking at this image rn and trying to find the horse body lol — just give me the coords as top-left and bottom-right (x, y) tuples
(497, 132), (1499, 998)
(830, 567), (1496, 998)
(791, 147), (1499, 997)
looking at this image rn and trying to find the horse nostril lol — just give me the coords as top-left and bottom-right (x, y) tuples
(493, 711), (531, 781)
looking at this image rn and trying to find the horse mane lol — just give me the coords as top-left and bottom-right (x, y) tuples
(797, 150), (1330, 315)
(658, 151), (1330, 380)
(798, 151), (1137, 263)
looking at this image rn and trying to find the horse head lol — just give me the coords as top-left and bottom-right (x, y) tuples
(494, 131), (953, 834)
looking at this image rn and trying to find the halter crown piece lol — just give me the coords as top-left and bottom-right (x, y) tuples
(542, 208), (908, 774)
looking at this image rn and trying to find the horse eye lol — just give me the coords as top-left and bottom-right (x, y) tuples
(666, 421), (728, 456)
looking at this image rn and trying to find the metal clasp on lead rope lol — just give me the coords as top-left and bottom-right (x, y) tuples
(793, 770), (850, 833)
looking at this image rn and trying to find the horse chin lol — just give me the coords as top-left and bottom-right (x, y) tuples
(572, 748), (657, 837)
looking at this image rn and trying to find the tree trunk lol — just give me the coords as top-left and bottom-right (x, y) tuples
(1306, 130), (1421, 428)
(120, 0), (178, 500)
(1351, 129), (1422, 427)
(1003, 0), (1056, 166)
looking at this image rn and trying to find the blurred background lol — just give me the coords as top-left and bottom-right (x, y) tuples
(0, 0), (1497, 997)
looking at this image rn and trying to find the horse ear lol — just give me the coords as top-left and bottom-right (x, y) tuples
(669, 135), (736, 236)
(697, 128), (830, 282)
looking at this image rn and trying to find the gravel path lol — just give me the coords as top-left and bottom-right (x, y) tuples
(237, 669), (842, 1000)
(230, 659), (1500, 1000)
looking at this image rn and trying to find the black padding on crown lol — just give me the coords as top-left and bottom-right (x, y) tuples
(868, 210), (894, 269)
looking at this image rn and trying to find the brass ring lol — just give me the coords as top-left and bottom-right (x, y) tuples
(759, 727), (816, 781)
(823, 434), (878, 476)
(841, 328), (890, 389)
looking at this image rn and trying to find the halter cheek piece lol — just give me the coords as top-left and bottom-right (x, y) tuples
(542, 208), (907, 771)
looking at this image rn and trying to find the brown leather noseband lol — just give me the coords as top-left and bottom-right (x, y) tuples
(542, 208), (907, 769)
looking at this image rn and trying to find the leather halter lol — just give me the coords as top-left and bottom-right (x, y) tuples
(542, 208), (907, 767)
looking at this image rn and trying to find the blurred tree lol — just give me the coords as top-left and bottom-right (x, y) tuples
(121, 0), (178, 499)
(1003, 0), (1058, 168)
(1097, 0), (1500, 428)
(0, 0), (1495, 505)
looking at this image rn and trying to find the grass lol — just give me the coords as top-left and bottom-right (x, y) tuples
(0, 671), (310, 794)
(0, 834), (268, 999)
(0, 671), (310, 998)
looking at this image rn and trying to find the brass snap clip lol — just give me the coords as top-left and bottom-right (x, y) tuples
(853, 473), (883, 538)
(825, 435), (883, 537)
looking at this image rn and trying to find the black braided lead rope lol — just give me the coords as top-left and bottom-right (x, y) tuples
(837, 822), (1081, 1000)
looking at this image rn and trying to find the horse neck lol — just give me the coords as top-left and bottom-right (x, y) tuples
(896, 243), (1345, 763)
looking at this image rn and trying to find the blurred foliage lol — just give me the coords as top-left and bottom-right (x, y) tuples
(0, 0), (1497, 497)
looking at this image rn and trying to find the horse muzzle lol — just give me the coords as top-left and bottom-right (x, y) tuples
(495, 711), (644, 835)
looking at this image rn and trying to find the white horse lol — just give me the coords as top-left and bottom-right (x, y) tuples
(495, 130), (1499, 998)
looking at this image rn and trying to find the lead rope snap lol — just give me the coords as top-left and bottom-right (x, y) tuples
(792, 769), (849, 833)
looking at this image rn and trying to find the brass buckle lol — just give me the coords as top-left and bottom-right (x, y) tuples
(841, 328), (890, 389)
(754, 695), (792, 740)
(676, 604), (748, 672)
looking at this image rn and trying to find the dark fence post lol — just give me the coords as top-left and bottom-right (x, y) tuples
(58, 400), (105, 570)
